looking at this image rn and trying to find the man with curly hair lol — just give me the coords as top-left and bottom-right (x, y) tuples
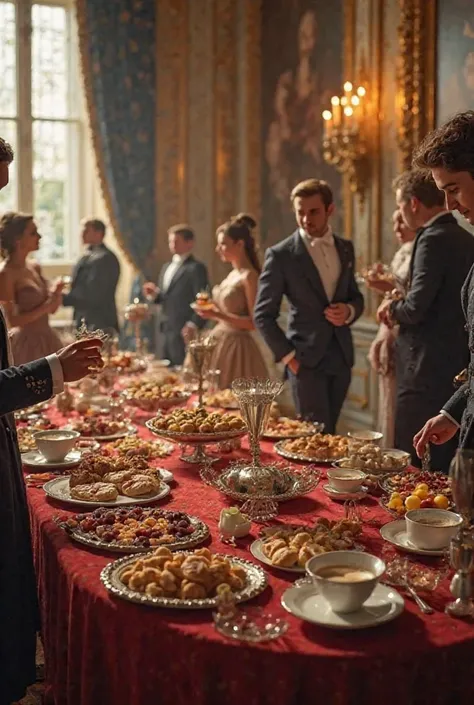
(412, 111), (474, 459)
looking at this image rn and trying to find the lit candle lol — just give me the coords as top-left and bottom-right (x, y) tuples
(322, 110), (332, 138)
(350, 95), (360, 129)
(356, 86), (366, 97)
(330, 96), (341, 127)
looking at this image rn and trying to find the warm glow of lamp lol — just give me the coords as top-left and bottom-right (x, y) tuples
(341, 96), (348, 106)
(322, 110), (332, 121)
(330, 96), (340, 106)
(344, 81), (353, 92)
(350, 95), (360, 106)
(344, 106), (353, 117)
(357, 86), (366, 97)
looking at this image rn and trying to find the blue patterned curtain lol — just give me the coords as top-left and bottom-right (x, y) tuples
(76, 0), (157, 278)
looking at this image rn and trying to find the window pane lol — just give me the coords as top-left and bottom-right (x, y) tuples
(0, 1), (16, 118)
(0, 119), (17, 214)
(32, 4), (68, 119)
(33, 120), (68, 261)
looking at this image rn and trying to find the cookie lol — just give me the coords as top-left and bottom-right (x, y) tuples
(121, 474), (159, 498)
(69, 482), (118, 502)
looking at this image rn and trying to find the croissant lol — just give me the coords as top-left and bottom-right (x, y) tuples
(271, 547), (299, 568)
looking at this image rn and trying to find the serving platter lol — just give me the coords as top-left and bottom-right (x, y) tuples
(274, 440), (346, 464)
(124, 391), (190, 413)
(101, 551), (267, 609)
(65, 424), (137, 441)
(58, 508), (209, 554)
(262, 420), (324, 440)
(146, 419), (247, 445)
(43, 476), (170, 508)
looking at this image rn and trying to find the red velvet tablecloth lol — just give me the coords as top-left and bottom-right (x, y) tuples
(25, 409), (474, 705)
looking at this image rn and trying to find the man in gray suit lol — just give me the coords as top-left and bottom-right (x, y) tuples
(143, 224), (209, 366)
(377, 169), (474, 472)
(63, 219), (120, 333)
(254, 179), (364, 433)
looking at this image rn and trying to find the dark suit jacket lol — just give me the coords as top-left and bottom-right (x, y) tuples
(63, 243), (120, 332)
(155, 254), (209, 333)
(391, 213), (474, 400)
(254, 230), (364, 368)
(442, 263), (474, 442)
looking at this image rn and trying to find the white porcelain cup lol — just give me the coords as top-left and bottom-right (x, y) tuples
(348, 430), (383, 446)
(306, 551), (385, 614)
(326, 468), (366, 493)
(405, 508), (462, 550)
(34, 429), (80, 462)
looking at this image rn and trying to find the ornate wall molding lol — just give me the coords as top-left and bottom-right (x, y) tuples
(396, 0), (436, 170)
(155, 0), (188, 261)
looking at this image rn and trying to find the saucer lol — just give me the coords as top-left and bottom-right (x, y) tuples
(21, 449), (83, 470)
(157, 467), (174, 484)
(322, 483), (368, 501)
(380, 519), (446, 556)
(281, 582), (404, 630)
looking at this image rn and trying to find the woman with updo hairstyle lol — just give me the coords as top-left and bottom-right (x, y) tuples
(0, 211), (64, 364)
(194, 213), (269, 387)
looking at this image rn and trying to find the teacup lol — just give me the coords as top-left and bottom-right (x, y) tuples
(405, 508), (462, 550)
(34, 429), (80, 463)
(326, 468), (366, 493)
(306, 551), (385, 614)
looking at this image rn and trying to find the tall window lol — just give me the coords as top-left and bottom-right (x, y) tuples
(0, 0), (84, 262)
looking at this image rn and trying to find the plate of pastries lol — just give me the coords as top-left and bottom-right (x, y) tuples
(263, 416), (324, 439)
(43, 453), (170, 507)
(274, 433), (350, 462)
(336, 444), (410, 474)
(57, 506), (209, 553)
(250, 518), (363, 573)
(190, 290), (215, 311)
(203, 388), (239, 410)
(124, 381), (190, 412)
(101, 546), (267, 609)
(103, 436), (174, 459)
(68, 416), (136, 440)
(147, 408), (246, 442)
(106, 351), (147, 374)
(18, 427), (38, 454)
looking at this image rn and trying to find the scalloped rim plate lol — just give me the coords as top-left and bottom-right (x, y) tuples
(59, 510), (209, 554)
(274, 440), (346, 464)
(146, 419), (247, 444)
(101, 551), (267, 609)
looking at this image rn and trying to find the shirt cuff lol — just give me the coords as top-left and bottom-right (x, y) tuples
(344, 304), (355, 325)
(282, 350), (296, 366)
(46, 354), (64, 396)
(186, 321), (198, 329)
(440, 409), (461, 429)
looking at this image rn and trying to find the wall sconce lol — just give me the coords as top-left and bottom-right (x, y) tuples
(322, 82), (370, 203)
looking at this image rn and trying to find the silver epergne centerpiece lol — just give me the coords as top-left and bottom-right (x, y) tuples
(446, 450), (474, 618)
(124, 298), (150, 356)
(232, 377), (283, 470)
(187, 336), (217, 407)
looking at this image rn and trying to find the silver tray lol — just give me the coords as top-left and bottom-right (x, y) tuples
(333, 449), (410, 476)
(124, 391), (191, 412)
(101, 551), (267, 609)
(43, 476), (171, 508)
(58, 510), (209, 554)
(201, 462), (321, 503)
(146, 419), (247, 444)
(263, 421), (324, 440)
(65, 424), (137, 441)
(274, 440), (346, 464)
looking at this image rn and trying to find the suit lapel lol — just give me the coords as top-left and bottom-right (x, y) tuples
(332, 236), (351, 302)
(292, 232), (329, 303)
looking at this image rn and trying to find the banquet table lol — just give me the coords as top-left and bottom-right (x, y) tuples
(24, 405), (474, 705)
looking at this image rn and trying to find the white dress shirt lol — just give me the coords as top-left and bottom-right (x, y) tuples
(162, 253), (189, 291)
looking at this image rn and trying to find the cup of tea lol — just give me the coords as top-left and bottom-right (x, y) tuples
(306, 551), (385, 613)
(326, 468), (367, 493)
(405, 508), (462, 550)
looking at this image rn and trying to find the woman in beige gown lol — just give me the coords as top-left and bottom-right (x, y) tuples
(367, 210), (416, 446)
(195, 214), (268, 388)
(0, 212), (64, 364)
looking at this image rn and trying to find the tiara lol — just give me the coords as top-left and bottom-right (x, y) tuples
(75, 319), (109, 343)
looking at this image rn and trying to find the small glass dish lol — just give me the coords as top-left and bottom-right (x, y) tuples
(213, 606), (288, 643)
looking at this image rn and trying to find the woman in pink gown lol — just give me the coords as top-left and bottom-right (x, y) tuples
(195, 214), (269, 388)
(0, 212), (64, 364)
